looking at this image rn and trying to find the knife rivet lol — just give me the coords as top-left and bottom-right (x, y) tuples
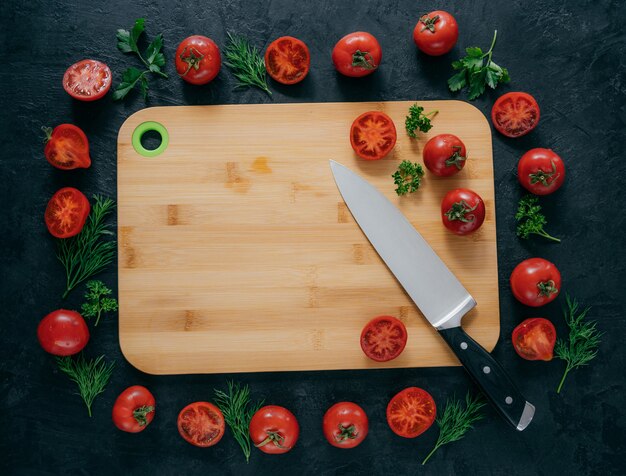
(505, 396), (513, 405)
(482, 366), (491, 374)
(460, 342), (468, 350)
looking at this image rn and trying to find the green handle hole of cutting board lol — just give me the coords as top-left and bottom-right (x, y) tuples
(132, 121), (169, 157)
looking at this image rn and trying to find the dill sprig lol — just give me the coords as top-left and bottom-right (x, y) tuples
(555, 295), (602, 394)
(56, 354), (115, 417)
(422, 392), (486, 465)
(515, 195), (560, 243)
(224, 33), (271, 96)
(56, 195), (116, 299)
(214, 381), (264, 463)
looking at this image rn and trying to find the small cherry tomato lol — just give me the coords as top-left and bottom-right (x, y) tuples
(249, 405), (299, 454)
(386, 387), (436, 438)
(517, 148), (566, 195)
(43, 124), (91, 170)
(512, 318), (557, 361)
(332, 32), (382, 78)
(510, 258), (561, 307)
(112, 385), (156, 433)
(323, 402), (369, 449)
(44, 187), (91, 239)
(175, 35), (221, 85)
(350, 111), (397, 160)
(360, 315), (407, 362)
(177, 402), (225, 447)
(423, 134), (467, 176)
(37, 309), (89, 356)
(491, 92), (540, 138)
(62, 59), (112, 101)
(265, 36), (310, 85)
(441, 188), (485, 235)
(413, 11), (459, 56)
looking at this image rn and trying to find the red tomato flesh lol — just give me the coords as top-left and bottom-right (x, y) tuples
(63, 59), (111, 101)
(512, 318), (556, 361)
(44, 187), (90, 239)
(44, 124), (91, 170)
(37, 309), (89, 356)
(177, 402), (225, 447)
(265, 36), (310, 85)
(360, 315), (407, 362)
(491, 92), (540, 138)
(386, 387), (436, 438)
(350, 111), (397, 160)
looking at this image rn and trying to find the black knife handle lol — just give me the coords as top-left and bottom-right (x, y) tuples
(438, 326), (535, 431)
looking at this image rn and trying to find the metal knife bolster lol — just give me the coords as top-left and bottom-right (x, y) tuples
(434, 294), (477, 330)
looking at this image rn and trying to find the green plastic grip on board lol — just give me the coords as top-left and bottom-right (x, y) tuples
(131, 121), (169, 157)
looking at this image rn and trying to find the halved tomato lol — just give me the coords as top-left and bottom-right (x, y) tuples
(44, 124), (91, 170)
(62, 59), (112, 101)
(491, 92), (540, 138)
(512, 317), (556, 361)
(177, 402), (225, 447)
(360, 316), (407, 362)
(386, 387), (436, 438)
(350, 111), (397, 160)
(265, 36), (310, 85)
(44, 188), (90, 239)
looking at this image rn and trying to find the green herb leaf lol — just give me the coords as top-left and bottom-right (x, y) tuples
(392, 160), (425, 196)
(515, 195), (560, 243)
(405, 104), (438, 138)
(224, 32), (271, 96)
(145, 34), (163, 64)
(56, 195), (116, 299)
(112, 67), (145, 101)
(422, 392), (486, 465)
(56, 354), (115, 417)
(214, 382), (264, 463)
(448, 30), (509, 100)
(81, 280), (118, 326)
(555, 295), (602, 394)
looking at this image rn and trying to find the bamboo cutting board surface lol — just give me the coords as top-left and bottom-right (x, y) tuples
(117, 101), (499, 375)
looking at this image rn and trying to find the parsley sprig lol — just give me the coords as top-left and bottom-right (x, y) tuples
(392, 160), (425, 196)
(422, 392), (486, 465)
(114, 18), (167, 100)
(405, 104), (438, 138)
(448, 30), (510, 100)
(57, 354), (115, 417)
(224, 33), (271, 96)
(515, 195), (560, 243)
(81, 280), (118, 326)
(555, 295), (602, 394)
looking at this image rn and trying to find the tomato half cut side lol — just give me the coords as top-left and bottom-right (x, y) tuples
(63, 59), (112, 101)
(360, 315), (407, 362)
(177, 402), (225, 447)
(491, 92), (540, 138)
(44, 187), (90, 239)
(386, 387), (436, 438)
(350, 111), (397, 160)
(265, 36), (310, 85)
(44, 124), (91, 170)
(512, 317), (557, 361)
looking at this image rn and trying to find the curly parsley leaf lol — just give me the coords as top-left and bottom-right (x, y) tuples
(515, 195), (560, 243)
(392, 160), (425, 195)
(448, 30), (510, 100)
(405, 104), (438, 138)
(81, 280), (118, 326)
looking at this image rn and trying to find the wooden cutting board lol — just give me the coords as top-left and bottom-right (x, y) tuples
(117, 101), (499, 375)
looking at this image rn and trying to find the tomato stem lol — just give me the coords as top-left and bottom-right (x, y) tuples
(255, 430), (290, 449)
(351, 50), (376, 69)
(180, 47), (205, 77)
(133, 405), (155, 426)
(537, 280), (558, 297)
(445, 146), (467, 170)
(445, 200), (478, 223)
(335, 424), (358, 441)
(419, 14), (440, 33)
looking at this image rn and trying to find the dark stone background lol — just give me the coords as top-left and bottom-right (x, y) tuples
(1, 0), (625, 474)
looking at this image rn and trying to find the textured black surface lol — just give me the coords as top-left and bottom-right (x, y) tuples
(1, 1), (625, 475)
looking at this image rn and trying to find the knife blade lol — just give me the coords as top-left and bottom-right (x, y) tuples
(330, 160), (535, 431)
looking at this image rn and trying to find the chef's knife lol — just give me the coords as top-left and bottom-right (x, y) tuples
(330, 160), (535, 431)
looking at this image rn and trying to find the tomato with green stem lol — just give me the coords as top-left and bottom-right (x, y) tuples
(332, 32), (382, 77)
(112, 385), (156, 433)
(441, 188), (485, 235)
(175, 35), (221, 85)
(423, 134), (467, 176)
(249, 405), (299, 454)
(37, 309), (89, 356)
(323, 402), (369, 448)
(413, 11), (459, 56)
(512, 318), (556, 361)
(518, 148), (565, 195)
(43, 124), (91, 170)
(510, 258), (561, 307)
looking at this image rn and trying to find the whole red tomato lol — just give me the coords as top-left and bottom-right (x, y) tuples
(413, 11), (459, 56)
(332, 32), (382, 77)
(112, 385), (156, 433)
(512, 318), (556, 361)
(175, 35), (221, 85)
(37, 309), (89, 356)
(510, 258), (561, 307)
(323, 402), (369, 449)
(518, 148), (565, 195)
(249, 405), (299, 454)
(44, 124), (91, 170)
(177, 402), (225, 447)
(386, 387), (436, 438)
(44, 187), (91, 239)
(423, 134), (467, 176)
(441, 188), (485, 235)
